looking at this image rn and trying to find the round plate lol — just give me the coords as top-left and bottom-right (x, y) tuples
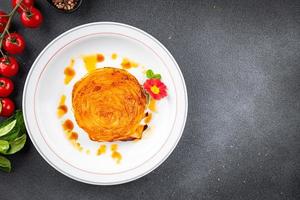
(23, 22), (188, 185)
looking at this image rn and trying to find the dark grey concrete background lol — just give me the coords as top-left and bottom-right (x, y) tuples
(0, 0), (299, 199)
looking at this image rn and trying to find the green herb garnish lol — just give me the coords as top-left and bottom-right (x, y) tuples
(0, 156), (11, 172)
(146, 69), (161, 80)
(0, 111), (27, 172)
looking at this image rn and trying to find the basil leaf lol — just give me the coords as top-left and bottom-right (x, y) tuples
(15, 110), (26, 133)
(0, 140), (9, 154)
(146, 70), (154, 78)
(0, 126), (20, 141)
(2, 134), (26, 155)
(0, 155), (11, 172)
(0, 118), (17, 137)
(0, 110), (25, 141)
(152, 74), (161, 79)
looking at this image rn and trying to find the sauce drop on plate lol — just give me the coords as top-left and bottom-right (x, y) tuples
(110, 144), (122, 163)
(62, 119), (74, 131)
(121, 58), (138, 69)
(75, 142), (83, 152)
(83, 55), (97, 72)
(70, 140), (83, 152)
(97, 54), (105, 62)
(97, 144), (106, 155)
(83, 54), (105, 72)
(111, 53), (118, 60)
(148, 98), (156, 112)
(64, 59), (75, 84)
(111, 144), (118, 151)
(69, 132), (78, 140)
(111, 151), (122, 164)
(57, 95), (68, 118)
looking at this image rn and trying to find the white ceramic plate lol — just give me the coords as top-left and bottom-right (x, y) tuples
(23, 22), (187, 185)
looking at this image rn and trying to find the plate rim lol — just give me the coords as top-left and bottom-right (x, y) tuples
(23, 22), (188, 185)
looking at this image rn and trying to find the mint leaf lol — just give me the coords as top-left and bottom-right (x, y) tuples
(152, 74), (161, 79)
(146, 70), (154, 78)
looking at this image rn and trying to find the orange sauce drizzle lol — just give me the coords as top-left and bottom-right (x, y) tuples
(110, 144), (122, 163)
(70, 140), (82, 151)
(74, 142), (83, 152)
(112, 151), (122, 164)
(83, 55), (97, 72)
(121, 58), (138, 69)
(83, 54), (105, 72)
(62, 119), (74, 131)
(64, 59), (75, 85)
(97, 144), (106, 155)
(148, 98), (156, 112)
(111, 144), (118, 151)
(69, 132), (78, 140)
(97, 54), (105, 62)
(111, 53), (118, 60)
(57, 95), (68, 118)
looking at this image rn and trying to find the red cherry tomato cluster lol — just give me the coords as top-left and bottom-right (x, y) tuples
(12, 0), (43, 29)
(0, 11), (9, 33)
(3, 33), (25, 54)
(0, 0), (43, 117)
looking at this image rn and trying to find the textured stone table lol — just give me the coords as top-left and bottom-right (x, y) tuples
(0, 0), (299, 199)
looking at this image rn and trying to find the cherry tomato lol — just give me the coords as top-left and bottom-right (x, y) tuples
(0, 56), (19, 77)
(20, 7), (43, 28)
(2, 33), (25, 54)
(0, 98), (15, 117)
(0, 11), (9, 33)
(12, 0), (35, 13)
(0, 77), (14, 97)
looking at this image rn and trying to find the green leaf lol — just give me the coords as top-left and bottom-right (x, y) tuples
(152, 74), (161, 79)
(0, 117), (17, 137)
(0, 110), (25, 141)
(2, 134), (26, 155)
(0, 155), (11, 172)
(0, 126), (20, 141)
(146, 69), (154, 78)
(15, 110), (26, 133)
(0, 140), (9, 154)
